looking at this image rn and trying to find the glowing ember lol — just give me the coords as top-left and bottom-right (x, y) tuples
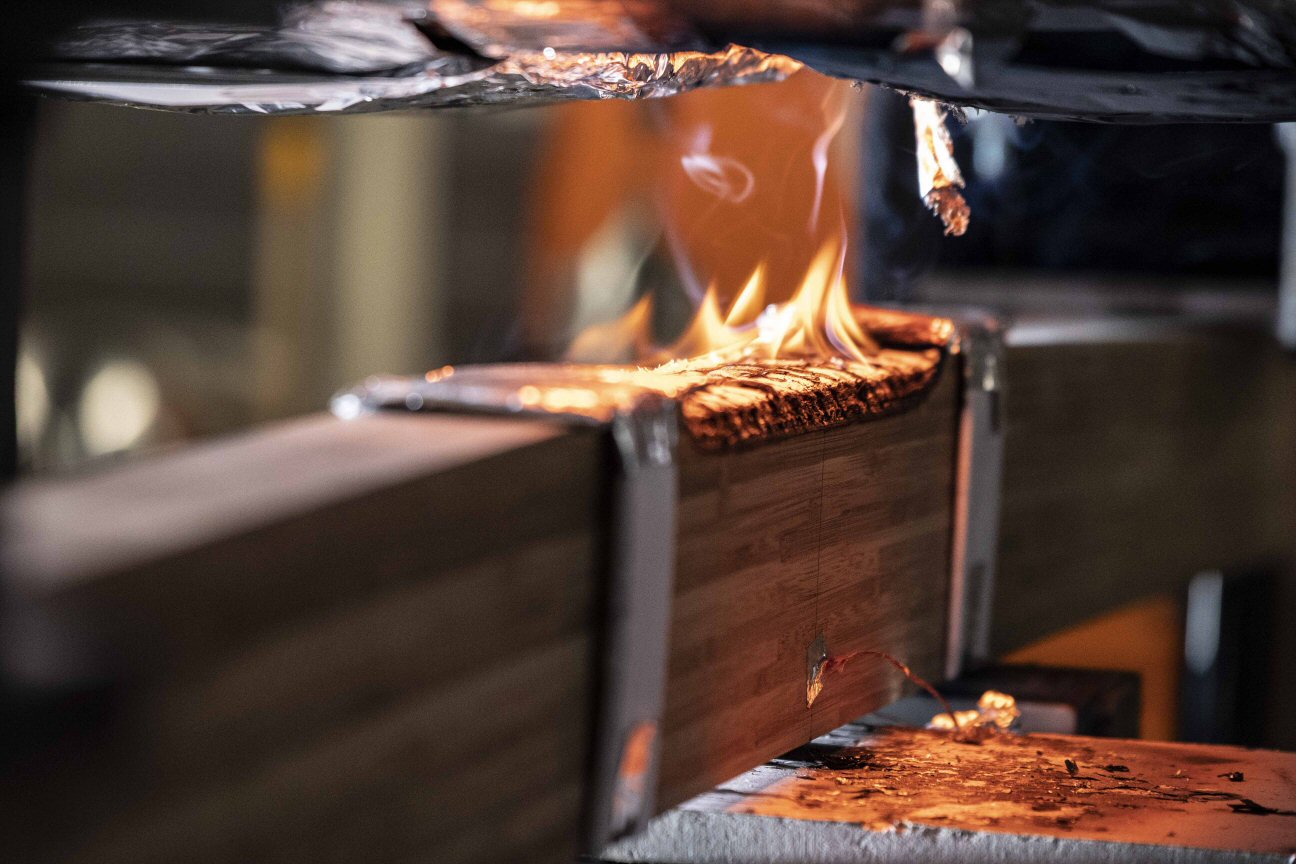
(929, 689), (1021, 740)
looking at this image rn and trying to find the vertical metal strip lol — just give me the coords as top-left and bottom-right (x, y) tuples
(330, 377), (680, 850)
(943, 317), (1005, 680)
(586, 395), (679, 851)
(1276, 124), (1296, 350)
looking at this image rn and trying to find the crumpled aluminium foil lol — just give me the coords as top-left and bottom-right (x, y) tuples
(29, 1), (800, 115)
(52, 2), (448, 76)
(36, 0), (1296, 121)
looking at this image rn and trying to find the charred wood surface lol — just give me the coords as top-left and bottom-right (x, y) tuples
(674, 350), (945, 450)
(658, 308), (952, 449)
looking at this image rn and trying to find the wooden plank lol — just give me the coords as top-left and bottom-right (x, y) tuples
(605, 723), (1296, 863)
(0, 363), (966, 858)
(993, 325), (1296, 656)
(0, 412), (605, 864)
(659, 369), (958, 808)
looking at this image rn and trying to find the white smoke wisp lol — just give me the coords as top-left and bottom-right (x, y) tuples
(679, 125), (756, 204)
(807, 87), (848, 234)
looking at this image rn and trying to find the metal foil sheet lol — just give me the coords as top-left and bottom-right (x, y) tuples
(691, 0), (1296, 122)
(29, 0), (797, 115)
(28, 0), (1296, 119)
(29, 46), (796, 115)
(52, 2), (448, 75)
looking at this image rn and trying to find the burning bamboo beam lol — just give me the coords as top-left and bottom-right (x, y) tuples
(8, 305), (1288, 860)
(0, 344), (962, 859)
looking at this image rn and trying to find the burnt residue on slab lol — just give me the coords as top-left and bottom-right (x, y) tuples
(700, 725), (1296, 856)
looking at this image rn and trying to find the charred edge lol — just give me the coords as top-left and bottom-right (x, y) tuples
(679, 349), (947, 451)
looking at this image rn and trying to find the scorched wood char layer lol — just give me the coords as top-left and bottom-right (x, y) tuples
(365, 309), (954, 449)
(668, 311), (951, 449)
(673, 350), (943, 449)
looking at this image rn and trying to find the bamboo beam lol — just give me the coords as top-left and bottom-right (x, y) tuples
(0, 412), (605, 864)
(0, 360), (963, 860)
(994, 322), (1296, 656)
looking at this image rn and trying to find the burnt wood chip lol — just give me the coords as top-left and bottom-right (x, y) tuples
(1228, 798), (1296, 816)
(1219, 771), (1245, 782)
(1103, 764), (1130, 773)
(820, 751), (874, 771)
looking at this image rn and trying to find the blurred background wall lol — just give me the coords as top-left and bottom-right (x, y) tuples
(21, 103), (543, 471)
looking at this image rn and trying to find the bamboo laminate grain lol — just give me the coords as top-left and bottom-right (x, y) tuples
(1, 362), (967, 858)
(993, 327), (1296, 656)
(0, 412), (605, 864)
(659, 370), (958, 808)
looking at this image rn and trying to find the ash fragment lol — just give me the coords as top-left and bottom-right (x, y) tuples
(1229, 798), (1296, 816)
(820, 751), (876, 771)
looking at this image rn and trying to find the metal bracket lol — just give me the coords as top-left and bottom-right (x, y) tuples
(591, 396), (678, 848)
(942, 315), (1005, 679)
(1276, 123), (1296, 350)
(330, 367), (679, 852)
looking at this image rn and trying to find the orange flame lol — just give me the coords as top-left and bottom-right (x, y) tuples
(554, 73), (890, 373)
(565, 293), (654, 363)
(725, 263), (767, 327)
(570, 235), (880, 371)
